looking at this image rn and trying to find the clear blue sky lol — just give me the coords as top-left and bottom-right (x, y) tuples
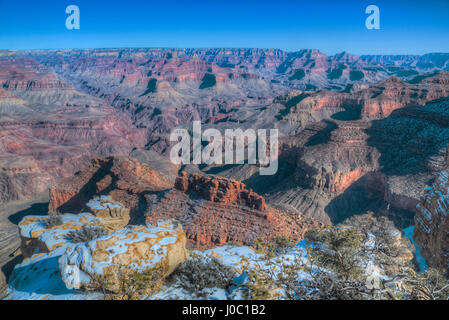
(0, 0), (448, 54)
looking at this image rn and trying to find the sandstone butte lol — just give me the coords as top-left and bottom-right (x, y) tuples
(414, 148), (449, 272)
(146, 171), (322, 249)
(49, 156), (322, 250)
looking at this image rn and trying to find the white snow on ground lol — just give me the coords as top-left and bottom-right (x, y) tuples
(5, 239), (311, 300)
(150, 240), (311, 300)
(59, 220), (183, 289)
(86, 196), (122, 211)
(19, 213), (99, 254)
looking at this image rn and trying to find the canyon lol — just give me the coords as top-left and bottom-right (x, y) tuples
(1, 48), (449, 284)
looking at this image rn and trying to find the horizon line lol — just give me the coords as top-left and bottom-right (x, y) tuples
(2, 47), (449, 57)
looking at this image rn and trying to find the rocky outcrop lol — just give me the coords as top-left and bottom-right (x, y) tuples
(19, 197), (129, 258)
(228, 93), (449, 228)
(9, 199), (187, 298)
(2, 50), (449, 259)
(49, 155), (171, 221)
(59, 220), (188, 292)
(414, 149), (449, 271)
(174, 172), (267, 211)
(146, 172), (321, 249)
(0, 87), (28, 108)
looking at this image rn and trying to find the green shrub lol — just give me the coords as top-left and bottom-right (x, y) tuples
(67, 225), (108, 243)
(45, 215), (63, 229)
(171, 256), (237, 298)
(94, 263), (167, 300)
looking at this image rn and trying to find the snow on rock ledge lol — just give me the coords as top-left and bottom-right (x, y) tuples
(18, 196), (130, 259)
(19, 212), (101, 258)
(85, 196), (130, 231)
(7, 199), (187, 299)
(59, 220), (188, 292)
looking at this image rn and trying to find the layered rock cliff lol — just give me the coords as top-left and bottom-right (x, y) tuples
(0, 57), (147, 204)
(146, 172), (321, 249)
(414, 149), (449, 271)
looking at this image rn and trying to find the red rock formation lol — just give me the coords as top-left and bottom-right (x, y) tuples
(49, 155), (172, 218)
(0, 58), (69, 91)
(174, 172), (267, 211)
(146, 172), (320, 249)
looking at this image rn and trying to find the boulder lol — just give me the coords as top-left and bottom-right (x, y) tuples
(10, 198), (188, 299)
(19, 212), (100, 259)
(86, 196), (130, 231)
(59, 220), (188, 292)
